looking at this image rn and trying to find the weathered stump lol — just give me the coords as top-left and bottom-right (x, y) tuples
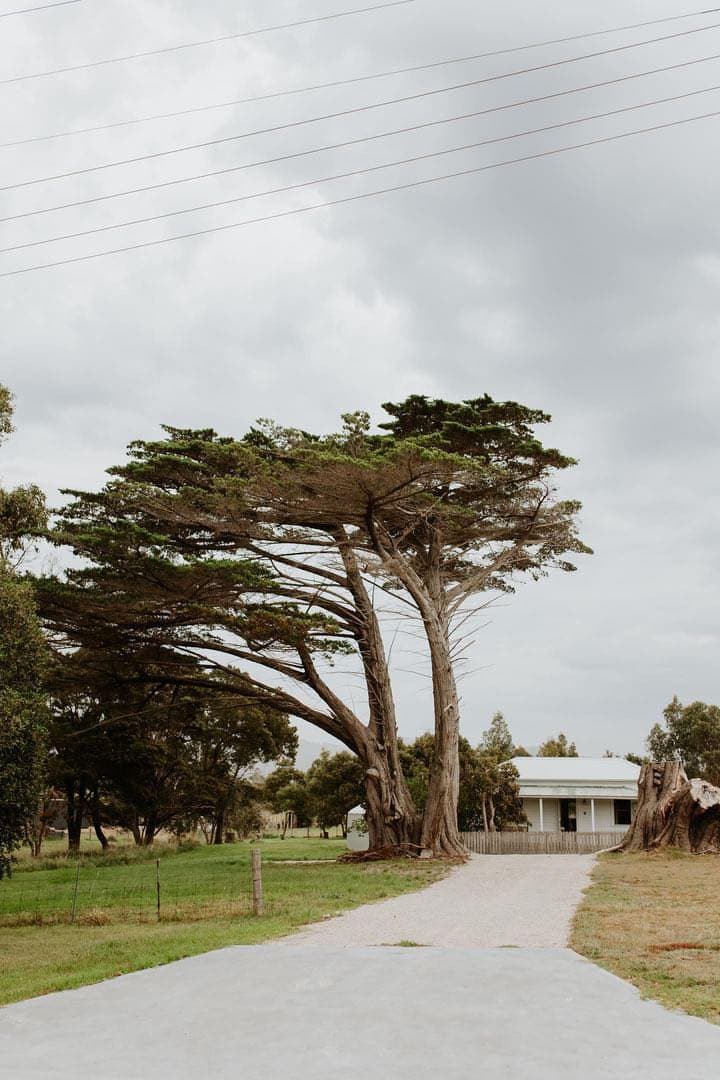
(618, 762), (720, 853)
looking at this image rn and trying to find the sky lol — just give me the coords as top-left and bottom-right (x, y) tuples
(1, 0), (719, 757)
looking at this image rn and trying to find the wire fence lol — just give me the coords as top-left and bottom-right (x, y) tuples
(0, 852), (274, 927)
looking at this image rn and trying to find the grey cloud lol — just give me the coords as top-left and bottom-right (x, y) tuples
(1, 0), (719, 755)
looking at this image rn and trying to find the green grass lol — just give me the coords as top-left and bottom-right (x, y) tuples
(0, 839), (446, 1006)
(572, 851), (720, 1024)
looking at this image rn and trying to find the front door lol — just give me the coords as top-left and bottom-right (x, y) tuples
(560, 799), (577, 832)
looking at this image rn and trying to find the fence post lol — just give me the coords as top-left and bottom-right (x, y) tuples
(251, 848), (264, 915)
(70, 860), (81, 924)
(156, 859), (161, 922)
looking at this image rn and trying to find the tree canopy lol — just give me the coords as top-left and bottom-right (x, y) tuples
(537, 733), (578, 757)
(0, 386), (48, 876)
(646, 696), (720, 785)
(34, 393), (587, 856)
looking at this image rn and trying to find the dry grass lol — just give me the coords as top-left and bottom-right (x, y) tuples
(572, 851), (720, 1024)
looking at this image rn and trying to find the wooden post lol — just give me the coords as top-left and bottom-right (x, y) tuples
(538, 797), (544, 832)
(251, 848), (264, 915)
(156, 859), (161, 922)
(70, 860), (81, 924)
(590, 798), (596, 832)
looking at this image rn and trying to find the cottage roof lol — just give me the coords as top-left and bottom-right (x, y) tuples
(508, 757), (640, 783)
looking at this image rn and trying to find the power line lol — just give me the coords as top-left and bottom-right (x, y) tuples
(0, 1), (416, 85)
(0, 0), (80, 16)
(4, 57), (720, 227)
(3, 8), (720, 148)
(4, 83), (719, 256)
(5, 21), (720, 193)
(2, 107), (718, 278)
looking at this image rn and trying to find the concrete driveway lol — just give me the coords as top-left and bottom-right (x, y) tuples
(2, 945), (720, 1079)
(2, 855), (719, 1078)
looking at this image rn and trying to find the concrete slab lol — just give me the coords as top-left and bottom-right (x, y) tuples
(1, 946), (718, 1079)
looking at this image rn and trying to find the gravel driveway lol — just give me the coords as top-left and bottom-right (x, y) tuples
(275, 853), (596, 947)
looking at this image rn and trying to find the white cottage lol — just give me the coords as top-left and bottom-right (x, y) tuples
(509, 756), (640, 833)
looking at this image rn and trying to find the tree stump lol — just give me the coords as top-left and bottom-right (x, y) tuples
(618, 762), (720, 853)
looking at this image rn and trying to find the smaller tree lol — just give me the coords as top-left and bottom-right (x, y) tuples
(306, 750), (364, 837)
(0, 386), (48, 877)
(263, 763), (315, 836)
(403, 725), (524, 833)
(537, 733), (578, 757)
(646, 697), (720, 786)
(480, 712), (514, 761)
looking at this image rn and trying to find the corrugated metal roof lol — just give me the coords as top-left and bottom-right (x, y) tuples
(508, 757), (641, 782)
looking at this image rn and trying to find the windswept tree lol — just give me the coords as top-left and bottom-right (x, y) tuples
(0, 386), (48, 877)
(251, 397), (588, 852)
(38, 394), (587, 856)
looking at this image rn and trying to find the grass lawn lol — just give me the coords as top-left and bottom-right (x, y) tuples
(0, 839), (446, 1007)
(572, 851), (720, 1024)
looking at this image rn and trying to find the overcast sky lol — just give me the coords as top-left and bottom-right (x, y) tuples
(1, 0), (719, 756)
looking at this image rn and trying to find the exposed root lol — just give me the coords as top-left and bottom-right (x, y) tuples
(338, 844), (424, 862)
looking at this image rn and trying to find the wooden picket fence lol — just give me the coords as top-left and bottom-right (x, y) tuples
(460, 830), (622, 855)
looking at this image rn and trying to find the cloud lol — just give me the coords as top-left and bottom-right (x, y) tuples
(2, 0), (719, 754)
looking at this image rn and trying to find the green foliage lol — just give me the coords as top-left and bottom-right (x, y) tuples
(0, 579), (49, 877)
(646, 696), (720, 784)
(401, 720), (524, 832)
(262, 763), (314, 828)
(0, 385), (12, 442)
(480, 711), (514, 760)
(0, 386), (49, 877)
(36, 392), (588, 853)
(306, 750), (365, 833)
(47, 653), (296, 848)
(537, 733), (578, 757)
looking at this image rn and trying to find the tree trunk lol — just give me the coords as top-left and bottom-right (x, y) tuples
(90, 795), (109, 850)
(213, 809), (225, 845)
(334, 529), (420, 852)
(141, 815), (157, 846)
(361, 737), (421, 852)
(618, 762), (720, 853)
(129, 816), (143, 846)
(488, 794), (496, 833)
(65, 784), (85, 854)
(420, 615), (466, 858)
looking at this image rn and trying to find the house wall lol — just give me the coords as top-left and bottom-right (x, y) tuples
(522, 797), (634, 833)
(522, 798), (559, 831)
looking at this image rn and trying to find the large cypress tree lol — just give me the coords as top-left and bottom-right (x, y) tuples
(39, 394), (587, 857)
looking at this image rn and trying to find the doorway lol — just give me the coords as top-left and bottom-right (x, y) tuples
(560, 799), (577, 832)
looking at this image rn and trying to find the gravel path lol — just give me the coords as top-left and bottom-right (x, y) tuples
(275, 853), (596, 948)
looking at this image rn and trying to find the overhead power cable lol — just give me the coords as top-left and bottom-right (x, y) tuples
(4, 51), (720, 225)
(4, 21), (720, 193)
(0, 1), (415, 85)
(4, 83), (719, 256)
(0, 0), (79, 16)
(2, 107), (718, 279)
(4, 8), (720, 147)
